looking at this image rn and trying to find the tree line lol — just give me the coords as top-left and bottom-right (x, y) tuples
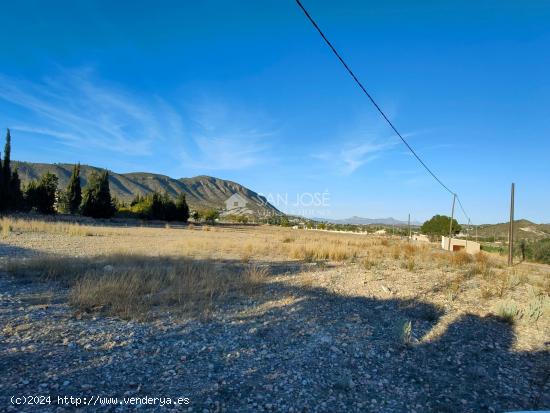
(0, 129), (189, 222)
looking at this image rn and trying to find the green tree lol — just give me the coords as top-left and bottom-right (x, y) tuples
(9, 169), (24, 210)
(129, 192), (175, 220)
(175, 193), (190, 222)
(0, 148), (3, 211)
(0, 129), (24, 212)
(421, 214), (461, 236)
(0, 129), (11, 211)
(81, 171), (116, 218)
(66, 163), (82, 214)
(2, 129), (11, 186)
(24, 172), (58, 214)
(201, 208), (219, 224)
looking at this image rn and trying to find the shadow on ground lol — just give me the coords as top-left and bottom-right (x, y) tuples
(0, 253), (548, 412)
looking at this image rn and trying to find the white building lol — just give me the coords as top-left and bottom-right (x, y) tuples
(441, 236), (480, 254)
(411, 233), (430, 243)
(225, 193), (248, 210)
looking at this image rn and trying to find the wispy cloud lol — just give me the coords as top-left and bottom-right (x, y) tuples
(314, 139), (396, 174)
(179, 98), (276, 170)
(308, 108), (428, 175)
(0, 68), (275, 171)
(0, 69), (163, 155)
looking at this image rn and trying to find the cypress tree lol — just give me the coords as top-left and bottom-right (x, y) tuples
(3, 129), (11, 182)
(1, 129), (13, 211)
(0, 149), (4, 211)
(175, 193), (190, 222)
(9, 169), (23, 210)
(66, 163), (82, 214)
(81, 170), (115, 218)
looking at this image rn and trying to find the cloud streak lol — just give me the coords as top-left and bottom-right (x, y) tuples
(0, 68), (275, 171)
(179, 98), (276, 170)
(0, 69), (161, 156)
(314, 139), (396, 175)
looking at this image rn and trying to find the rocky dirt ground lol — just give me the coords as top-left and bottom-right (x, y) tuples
(1, 223), (549, 412)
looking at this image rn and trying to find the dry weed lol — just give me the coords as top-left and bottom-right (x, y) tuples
(8, 254), (269, 319)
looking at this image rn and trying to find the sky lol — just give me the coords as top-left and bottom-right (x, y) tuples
(0, 0), (549, 224)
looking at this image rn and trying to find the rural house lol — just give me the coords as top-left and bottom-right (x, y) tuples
(441, 236), (480, 254)
(225, 193), (248, 211)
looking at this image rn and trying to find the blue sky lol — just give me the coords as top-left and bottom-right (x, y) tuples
(0, 0), (549, 224)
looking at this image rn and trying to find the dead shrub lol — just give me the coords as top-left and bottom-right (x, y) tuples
(391, 246), (401, 260)
(450, 251), (472, 267)
(0, 216), (112, 237)
(69, 260), (259, 319)
(8, 254), (269, 319)
(241, 263), (269, 294)
(361, 257), (377, 270)
(289, 244), (352, 262)
(400, 258), (416, 272)
(403, 244), (418, 258)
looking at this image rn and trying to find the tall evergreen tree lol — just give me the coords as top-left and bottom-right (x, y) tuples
(66, 163), (82, 214)
(2, 129), (10, 182)
(175, 193), (190, 223)
(24, 172), (58, 214)
(9, 169), (24, 210)
(0, 149), (4, 211)
(81, 170), (116, 218)
(1, 129), (12, 212)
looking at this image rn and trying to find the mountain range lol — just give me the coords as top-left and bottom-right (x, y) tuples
(311, 216), (422, 226)
(475, 219), (550, 241)
(13, 161), (280, 216)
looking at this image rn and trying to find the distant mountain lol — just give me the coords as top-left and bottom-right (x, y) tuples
(475, 219), (550, 241)
(312, 216), (422, 226)
(13, 161), (280, 216)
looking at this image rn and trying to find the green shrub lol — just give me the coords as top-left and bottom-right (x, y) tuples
(24, 172), (58, 214)
(128, 192), (189, 222)
(80, 171), (116, 219)
(526, 238), (550, 264)
(200, 208), (220, 224)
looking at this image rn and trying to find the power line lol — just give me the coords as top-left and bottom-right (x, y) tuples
(295, 0), (472, 223)
(456, 195), (471, 223)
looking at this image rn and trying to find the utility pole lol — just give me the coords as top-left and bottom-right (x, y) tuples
(508, 183), (515, 266)
(408, 213), (411, 241)
(466, 218), (471, 248)
(448, 193), (456, 251)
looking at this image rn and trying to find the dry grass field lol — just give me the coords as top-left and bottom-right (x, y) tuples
(1, 216), (549, 346)
(1, 215), (549, 412)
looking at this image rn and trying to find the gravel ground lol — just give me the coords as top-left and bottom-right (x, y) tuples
(1, 266), (549, 413)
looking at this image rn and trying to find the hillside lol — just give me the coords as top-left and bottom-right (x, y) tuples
(13, 161), (280, 216)
(312, 216), (422, 226)
(476, 219), (550, 241)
